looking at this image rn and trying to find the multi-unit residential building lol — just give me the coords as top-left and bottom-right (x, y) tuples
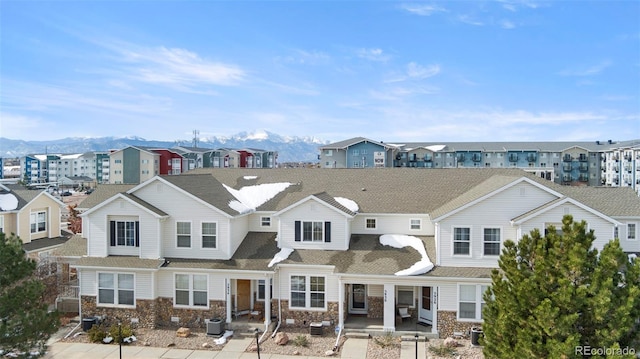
(19, 152), (109, 186)
(57, 168), (640, 339)
(319, 137), (640, 195)
(173, 146), (278, 170)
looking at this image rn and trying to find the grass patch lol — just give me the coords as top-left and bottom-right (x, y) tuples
(291, 334), (310, 347)
(428, 343), (458, 357)
(373, 331), (399, 348)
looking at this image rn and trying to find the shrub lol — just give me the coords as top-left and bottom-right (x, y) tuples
(373, 331), (398, 348)
(108, 324), (134, 344)
(428, 343), (457, 357)
(292, 334), (309, 347)
(87, 324), (107, 343)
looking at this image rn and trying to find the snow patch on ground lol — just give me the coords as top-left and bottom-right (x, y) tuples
(268, 247), (294, 267)
(334, 197), (359, 212)
(224, 182), (292, 214)
(380, 234), (434, 276)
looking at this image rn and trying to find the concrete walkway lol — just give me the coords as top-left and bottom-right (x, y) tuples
(42, 333), (425, 358)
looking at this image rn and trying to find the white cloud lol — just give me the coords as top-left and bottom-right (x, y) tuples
(407, 62), (441, 79)
(277, 49), (331, 65)
(356, 48), (390, 62)
(501, 20), (516, 29)
(558, 61), (612, 76)
(400, 3), (447, 16)
(457, 15), (484, 26)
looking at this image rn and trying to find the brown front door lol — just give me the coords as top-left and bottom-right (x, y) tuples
(236, 280), (251, 310)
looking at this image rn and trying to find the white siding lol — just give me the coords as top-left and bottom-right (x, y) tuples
(351, 214), (434, 235)
(439, 182), (558, 267)
(85, 197), (161, 258)
(617, 219), (640, 253)
(278, 200), (350, 250)
(276, 266), (338, 302)
(136, 272), (154, 299)
(157, 270), (229, 301)
(368, 284), (383, 297)
(437, 283), (458, 311)
(80, 269), (97, 296)
(229, 215), (249, 256)
(519, 204), (615, 251)
(248, 212), (279, 232)
(132, 180), (235, 259)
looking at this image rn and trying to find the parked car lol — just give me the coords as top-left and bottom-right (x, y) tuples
(61, 191), (72, 196)
(85, 188), (95, 195)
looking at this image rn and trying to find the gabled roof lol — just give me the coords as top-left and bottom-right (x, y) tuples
(78, 184), (136, 209)
(273, 192), (357, 217)
(319, 137), (393, 150)
(108, 145), (159, 156)
(511, 197), (620, 225)
(1, 185), (64, 212)
(81, 192), (169, 218)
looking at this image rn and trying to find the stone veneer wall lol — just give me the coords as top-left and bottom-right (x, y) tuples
(279, 300), (339, 327)
(81, 296), (156, 329)
(437, 311), (482, 339)
(81, 296), (226, 329)
(155, 298), (226, 328)
(367, 296), (383, 318)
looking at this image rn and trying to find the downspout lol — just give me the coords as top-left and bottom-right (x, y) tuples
(270, 266), (283, 338)
(333, 277), (344, 352)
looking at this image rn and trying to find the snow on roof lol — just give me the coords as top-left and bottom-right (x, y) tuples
(224, 182), (292, 214)
(0, 193), (19, 211)
(425, 145), (446, 152)
(380, 234), (434, 276)
(243, 176), (258, 180)
(268, 247), (294, 267)
(334, 197), (359, 212)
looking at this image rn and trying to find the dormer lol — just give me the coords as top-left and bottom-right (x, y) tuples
(274, 192), (357, 251)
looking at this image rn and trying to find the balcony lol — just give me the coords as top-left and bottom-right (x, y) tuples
(563, 163), (573, 172)
(457, 154), (466, 162)
(578, 154), (588, 162)
(578, 174), (589, 182)
(508, 154), (519, 162)
(579, 164), (589, 172)
(472, 154), (482, 162)
(563, 154), (573, 162)
(424, 154), (432, 162)
(562, 174), (573, 183)
(526, 154), (537, 162)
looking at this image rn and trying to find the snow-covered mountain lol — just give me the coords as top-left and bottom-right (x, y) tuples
(0, 130), (329, 163)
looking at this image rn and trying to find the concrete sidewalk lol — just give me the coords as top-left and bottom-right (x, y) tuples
(43, 335), (373, 359)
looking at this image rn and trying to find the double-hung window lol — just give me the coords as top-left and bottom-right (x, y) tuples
(30, 211), (46, 233)
(261, 217), (271, 227)
(303, 221), (323, 242)
(453, 227), (470, 255)
(109, 220), (139, 247)
(410, 219), (421, 230)
(98, 273), (134, 306)
(628, 223), (637, 240)
(290, 275), (325, 309)
(175, 274), (208, 307)
(458, 284), (489, 321)
(177, 222), (191, 248)
(202, 222), (217, 248)
(483, 228), (501, 256)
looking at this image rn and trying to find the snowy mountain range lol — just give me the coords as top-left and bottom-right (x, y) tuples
(0, 130), (329, 163)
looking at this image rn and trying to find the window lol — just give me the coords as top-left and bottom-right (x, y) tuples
(614, 226), (619, 239)
(141, 159), (149, 164)
(30, 211), (46, 233)
(365, 218), (376, 229)
(261, 217), (271, 227)
(361, 149), (367, 155)
(110, 220), (139, 247)
(458, 284), (489, 321)
(453, 227), (470, 255)
(175, 274), (208, 307)
(303, 221), (323, 242)
(353, 161), (360, 168)
(483, 228), (501, 256)
(290, 275), (325, 309)
(202, 222), (217, 248)
(410, 219), (421, 230)
(324, 150), (333, 156)
(257, 279), (272, 301)
(114, 159), (122, 164)
(177, 222), (191, 248)
(397, 287), (414, 307)
(352, 149), (359, 156)
(98, 273), (134, 306)
(628, 224), (637, 240)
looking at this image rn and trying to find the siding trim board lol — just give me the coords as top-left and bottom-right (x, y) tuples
(511, 197), (620, 226)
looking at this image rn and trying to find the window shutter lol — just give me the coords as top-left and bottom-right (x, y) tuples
(294, 221), (301, 242)
(324, 222), (331, 242)
(110, 221), (116, 246)
(135, 221), (140, 247)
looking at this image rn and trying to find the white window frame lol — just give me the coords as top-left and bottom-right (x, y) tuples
(176, 221), (192, 248)
(452, 227), (471, 256)
(352, 149), (359, 156)
(289, 275), (326, 310)
(365, 218), (377, 230)
(174, 273), (208, 308)
(112, 220), (137, 247)
(396, 286), (415, 308)
(482, 227), (501, 256)
(30, 210), (46, 234)
(261, 217), (271, 227)
(410, 219), (421, 230)
(201, 222), (217, 249)
(302, 221), (324, 242)
(457, 284), (489, 321)
(628, 223), (637, 240)
(97, 272), (135, 307)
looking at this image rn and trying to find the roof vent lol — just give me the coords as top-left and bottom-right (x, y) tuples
(361, 188), (366, 191)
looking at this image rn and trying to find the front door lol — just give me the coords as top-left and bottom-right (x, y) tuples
(349, 284), (367, 314)
(236, 280), (251, 311)
(418, 286), (433, 324)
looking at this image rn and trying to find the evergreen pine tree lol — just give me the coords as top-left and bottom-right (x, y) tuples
(482, 215), (640, 359)
(0, 232), (60, 357)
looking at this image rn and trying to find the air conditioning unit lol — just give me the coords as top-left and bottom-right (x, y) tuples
(206, 318), (224, 336)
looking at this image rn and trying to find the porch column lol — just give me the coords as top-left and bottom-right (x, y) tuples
(383, 283), (396, 332)
(225, 278), (232, 324)
(264, 277), (271, 329)
(338, 278), (345, 328)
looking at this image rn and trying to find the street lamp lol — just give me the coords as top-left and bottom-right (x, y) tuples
(118, 321), (122, 359)
(415, 333), (418, 359)
(254, 327), (261, 359)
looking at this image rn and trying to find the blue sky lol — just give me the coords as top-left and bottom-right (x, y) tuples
(1, 1), (639, 143)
